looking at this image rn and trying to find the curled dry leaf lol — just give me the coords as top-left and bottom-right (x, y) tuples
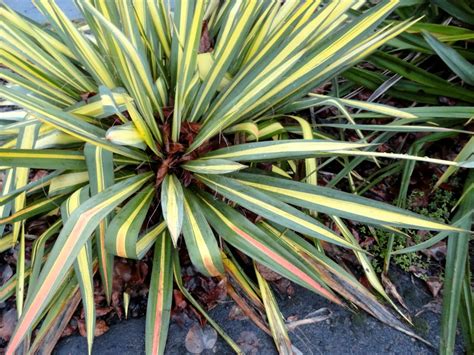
(382, 273), (409, 311)
(237, 331), (261, 355)
(185, 324), (217, 354)
(77, 318), (87, 338)
(286, 308), (332, 331)
(95, 306), (113, 317)
(415, 299), (442, 317)
(255, 263), (281, 282)
(94, 320), (109, 337)
(274, 278), (295, 297)
(228, 305), (248, 321)
(421, 241), (447, 262)
(0, 264), (13, 284)
(425, 276), (443, 297)
(0, 309), (17, 341)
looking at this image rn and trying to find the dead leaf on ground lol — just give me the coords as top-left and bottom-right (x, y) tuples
(228, 305), (248, 321)
(0, 309), (17, 341)
(274, 278), (295, 296)
(237, 331), (261, 355)
(421, 241), (446, 262)
(255, 263), (281, 282)
(0, 264), (13, 284)
(382, 273), (409, 311)
(415, 298), (442, 317)
(185, 324), (217, 354)
(425, 276), (443, 297)
(286, 308), (332, 331)
(61, 322), (77, 338)
(95, 306), (112, 317)
(94, 320), (109, 337)
(77, 319), (86, 337)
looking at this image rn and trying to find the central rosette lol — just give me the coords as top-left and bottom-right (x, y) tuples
(155, 122), (204, 187)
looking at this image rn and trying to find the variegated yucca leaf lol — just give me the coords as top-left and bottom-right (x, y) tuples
(60, 186), (95, 355)
(1, 1), (472, 354)
(146, 231), (173, 355)
(84, 143), (115, 303)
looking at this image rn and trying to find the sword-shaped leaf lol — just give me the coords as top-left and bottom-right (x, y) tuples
(196, 174), (355, 250)
(0, 149), (86, 170)
(85, 144), (115, 304)
(0, 194), (67, 225)
(197, 191), (341, 304)
(60, 186), (95, 355)
(106, 185), (155, 259)
(0, 87), (149, 161)
(234, 172), (464, 232)
(6, 172), (152, 355)
(255, 264), (293, 354)
(146, 231), (173, 355)
(161, 174), (184, 246)
(202, 139), (370, 162)
(182, 159), (247, 175)
(182, 190), (224, 277)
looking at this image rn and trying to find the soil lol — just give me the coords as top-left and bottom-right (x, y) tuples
(54, 268), (464, 355)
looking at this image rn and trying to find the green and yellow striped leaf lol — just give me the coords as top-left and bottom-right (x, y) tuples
(202, 139), (370, 162)
(0, 170), (61, 206)
(0, 194), (67, 226)
(161, 174), (184, 246)
(84, 143), (115, 303)
(0, 87), (149, 161)
(197, 174), (355, 249)
(172, 0), (205, 141)
(182, 159), (247, 175)
(105, 123), (147, 150)
(11, 118), (39, 246)
(48, 172), (89, 197)
(61, 186), (95, 355)
(255, 264), (293, 354)
(0, 169), (15, 237)
(197, 191), (341, 304)
(234, 172), (464, 232)
(33, 0), (116, 87)
(6, 173), (152, 355)
(106, 185), (155, 259)
(0, 149), (86, 170)
(182, 190), (224, 277)
(146, 231), (173, 355)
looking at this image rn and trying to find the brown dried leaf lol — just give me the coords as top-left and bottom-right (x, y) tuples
(228, 305), (248, 321)
(94, 320), (109, 337)
(77, 319), (86, 337)
(237, 331), (261, 355)
(421, 241), (446, 262)
(31, 170), (49, 182)
(0, 264), (13, 284)
(426, 276), (443, 297)
(61, 323), (77, 338)
(198, 22), (212, 53)
(95, 306), (113, 317)
(173, 290), (187, 310)
(0, 309), (17, 341)
(255, 263), (281, 282)
(382, 274), (409, 311)
(185, 324), (217, 354)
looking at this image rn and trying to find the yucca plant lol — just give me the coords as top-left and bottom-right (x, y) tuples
(0, 1), (472, 354)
